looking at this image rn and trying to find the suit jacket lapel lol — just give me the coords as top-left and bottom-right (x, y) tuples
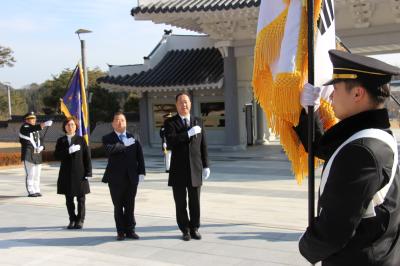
(112, 132), (121, 143)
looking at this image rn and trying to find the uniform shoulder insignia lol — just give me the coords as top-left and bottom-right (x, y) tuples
(23, 125), (29, 128)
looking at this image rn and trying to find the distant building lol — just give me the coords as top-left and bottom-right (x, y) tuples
(98, 32), (271, 149)
(99, 0), (400, 149)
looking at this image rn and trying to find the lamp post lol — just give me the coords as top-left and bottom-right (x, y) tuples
(75, 28), (92, 132)
(4, 82), (12, 120)
(75, 29), (92, 90)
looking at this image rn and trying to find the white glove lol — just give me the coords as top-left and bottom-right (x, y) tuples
(202, 168), (210, 180)
(44, 120), (53, 127)
(301, 83), (322, 113)
(84, 176), (90, 180)
(68, 144), (81, 154)
(162, 142), (167, 149)
(35, 146), (44, 153)
(139, 174), (145, 182)
(320, 85), (334, 103)
(188, 126), (202, 138)
(123, 137), (135, 147)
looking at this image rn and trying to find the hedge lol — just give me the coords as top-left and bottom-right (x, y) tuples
(0, 146), (106, 167)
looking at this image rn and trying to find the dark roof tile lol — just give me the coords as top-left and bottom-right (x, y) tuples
(98, 48), (223, 88)
(131, 0), (260, 15)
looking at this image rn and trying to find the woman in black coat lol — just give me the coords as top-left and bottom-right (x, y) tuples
(54, 116), (91, 229)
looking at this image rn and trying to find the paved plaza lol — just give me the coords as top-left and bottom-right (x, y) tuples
(0, 145), (318, 266)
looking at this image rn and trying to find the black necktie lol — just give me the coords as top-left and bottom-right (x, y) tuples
(183, 118), (189, 129)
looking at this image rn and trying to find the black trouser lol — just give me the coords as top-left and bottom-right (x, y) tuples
(65, 195), (86, 223)
(108, 182), (138, 234)
(172, 186), (201, 233)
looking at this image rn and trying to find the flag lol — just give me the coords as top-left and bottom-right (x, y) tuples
(60, 63), (89, 144)
(252, 0), (337, 183)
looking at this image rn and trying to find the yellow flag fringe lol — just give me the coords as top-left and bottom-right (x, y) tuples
(253, 0), (336, 183)
(253, 7), (289, 116)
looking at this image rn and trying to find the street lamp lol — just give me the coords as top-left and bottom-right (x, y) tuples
(75, 28), (92, 90)
(75, 28), (92, 133)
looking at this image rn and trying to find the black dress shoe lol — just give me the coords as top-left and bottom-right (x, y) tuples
(126, 231), (139, 239)
(67, 221), (75, 229)
(28, 194), (37, 197)
(190, 229), (202, 240)
(182, 232), (191, 241)
(74, 221), (83, 229)
(116, 232), (125, 241)
(35, 193), (42, 197)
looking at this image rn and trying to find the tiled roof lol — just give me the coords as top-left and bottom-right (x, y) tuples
(98, 48), (223, 88)
(132, 0), (260, 15)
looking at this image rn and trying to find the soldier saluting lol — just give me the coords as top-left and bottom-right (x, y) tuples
(160, 112), (173, 173)
(19, 111), (53, 197)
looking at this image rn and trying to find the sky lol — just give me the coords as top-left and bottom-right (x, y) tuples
(0, 0), (197, 89)
(0, 1), (399, 89)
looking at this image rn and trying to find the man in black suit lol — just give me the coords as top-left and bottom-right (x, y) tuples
(102, 112), (146, 241)
(164, 92), (210, 241)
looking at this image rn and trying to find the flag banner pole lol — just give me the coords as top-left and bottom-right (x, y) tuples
(307, 1), (316, 262)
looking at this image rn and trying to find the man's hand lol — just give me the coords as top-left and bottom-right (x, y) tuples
(202, 168), (210, 180)
(68, 144), (81, 154)
(162, 142), (167, 149)
(139, 175), (145, 182)
(301, 83), (322, 113)
(188, 126), (202, 138)
(123, 137), (135, 147)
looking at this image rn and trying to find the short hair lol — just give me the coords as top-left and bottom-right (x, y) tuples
(113, 111), (126, 120)
(175, 92), (191, 102)
(62, 116), (79, 133)
(343, 79), (390, 105)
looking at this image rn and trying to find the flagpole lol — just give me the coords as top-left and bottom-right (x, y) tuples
(307, 1), (315, 263)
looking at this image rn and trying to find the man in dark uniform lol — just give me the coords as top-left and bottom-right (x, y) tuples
(164, 92), (210, 241)
(19, 111), (53, 197)
(160, 112), (172, 172)
(102, 111), (146, 241)
(296, 50), (400, 265)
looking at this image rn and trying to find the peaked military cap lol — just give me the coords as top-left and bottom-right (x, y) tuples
(24, 111), (36, 120)
(324, 50), (400, 87)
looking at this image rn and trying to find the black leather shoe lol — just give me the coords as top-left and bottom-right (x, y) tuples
(35, 193), (42, 197)
(67, 221), (75, 229)
(28, 194), (37, 197)
(190, 229), (202, 240)
(182, 232), (191, 241)
(116, 232), (125, 241)
(74, 221), (83, 229)
(126, 231), (139, 240)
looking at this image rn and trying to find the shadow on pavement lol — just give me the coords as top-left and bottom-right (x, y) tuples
(216, 231), (302, 242)
(0, 236), (115, 249)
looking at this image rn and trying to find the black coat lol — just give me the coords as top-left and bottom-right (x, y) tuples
(295, 109), (400, 266)
(102, 132), (146, 185)
(19, 123), (43, 164)
(164, 115), (209, 187)
(54, 135), (91, 196)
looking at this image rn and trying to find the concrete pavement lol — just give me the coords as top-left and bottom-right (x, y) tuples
(0, 145), (318, 266)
